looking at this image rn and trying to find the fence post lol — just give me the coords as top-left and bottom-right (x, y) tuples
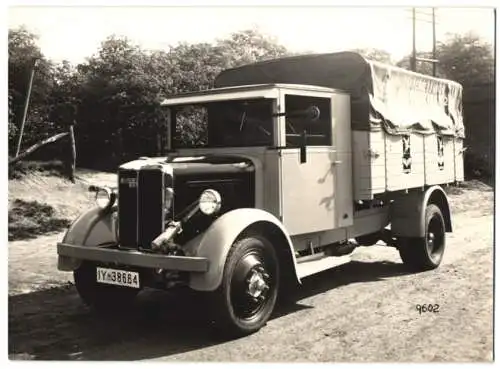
(15, 57), (39, 157)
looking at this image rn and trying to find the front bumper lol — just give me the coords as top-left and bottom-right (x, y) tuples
(57, 243), (209, 272)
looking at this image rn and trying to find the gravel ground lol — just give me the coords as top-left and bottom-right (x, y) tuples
(8, 177), (494, 362)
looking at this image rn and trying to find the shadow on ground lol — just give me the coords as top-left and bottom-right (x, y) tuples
(9, 259), (416, 361)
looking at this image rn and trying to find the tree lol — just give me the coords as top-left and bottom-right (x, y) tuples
(7, 28), (292, 168)
(397, 32), (494, 85)
(436, 32), (494, 85)
(350, 48), (393, 64)
(8, 92), (17, 143)
(215, 29), (290, 68)
(8, 27), (57, 153)
(166, 29), (290, 147)
(71, 35), (186, 167)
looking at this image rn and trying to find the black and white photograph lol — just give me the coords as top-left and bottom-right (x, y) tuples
(6, 1), (496, 362)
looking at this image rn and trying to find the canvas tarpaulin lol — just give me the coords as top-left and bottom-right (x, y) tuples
(215, 52), (464, 138)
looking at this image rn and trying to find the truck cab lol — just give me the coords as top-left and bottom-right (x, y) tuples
(166, 83), (355, 244)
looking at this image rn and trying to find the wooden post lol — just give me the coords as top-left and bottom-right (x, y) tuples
(9, 132), (69, 165)
(15, 58), (39, 157)
(68, 121), (76, 183)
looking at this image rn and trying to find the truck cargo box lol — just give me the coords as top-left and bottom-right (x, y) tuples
(215, 52), (465, 200)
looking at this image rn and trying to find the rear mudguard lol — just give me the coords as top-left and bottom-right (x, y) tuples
(391, 185), (452, 238)
(58, 207), (116, 271)
(183, 208), (300, 291)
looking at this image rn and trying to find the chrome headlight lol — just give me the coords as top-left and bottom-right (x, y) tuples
(199, 189), (222, 215)
(94, 186), (116, 210)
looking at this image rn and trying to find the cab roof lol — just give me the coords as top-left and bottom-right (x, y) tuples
(161, 83), (340, 106)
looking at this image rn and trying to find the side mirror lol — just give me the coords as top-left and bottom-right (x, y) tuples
(300, 130), (307, 164)
(273, 105), (320, 122)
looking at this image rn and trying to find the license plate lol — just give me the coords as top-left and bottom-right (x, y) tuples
(96, 267), (140, 289)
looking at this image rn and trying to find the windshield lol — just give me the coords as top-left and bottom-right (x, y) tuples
(170, 98), (274, 148)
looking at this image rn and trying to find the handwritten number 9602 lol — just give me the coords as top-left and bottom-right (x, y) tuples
(416, 304), (440, 314)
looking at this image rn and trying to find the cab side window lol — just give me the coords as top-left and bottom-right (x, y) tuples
(284, 95), (331, 147)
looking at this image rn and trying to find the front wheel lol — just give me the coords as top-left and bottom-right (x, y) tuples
(398, 204), (446, 271)
(209, 234), (279, 337)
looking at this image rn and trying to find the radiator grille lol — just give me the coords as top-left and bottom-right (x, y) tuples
(118, 167), (170, 250)
(118, 169), (139, 248)
(138, 169), (165, 249)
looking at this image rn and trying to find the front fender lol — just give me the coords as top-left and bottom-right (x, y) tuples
(183, 208), (299, 292)
(58, 207), (117, 271)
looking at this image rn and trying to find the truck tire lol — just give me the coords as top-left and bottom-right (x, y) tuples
(74, 261), (139, 312)
(398, 204), (446, 270)
(209, 234), (279, 337)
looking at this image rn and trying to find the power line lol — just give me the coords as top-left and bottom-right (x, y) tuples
(405, 8), (438, 16)
(406, 17), (440, 25)
(405, 8), (441, 23)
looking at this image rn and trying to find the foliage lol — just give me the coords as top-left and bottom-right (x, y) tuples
(165, 30), (290, 146)
(72, 36), (171, 166)
(70, 30), (289, 166)
(350, 48), (394, 64)
(7, 25), (493, 175)
(215, 29), (290, 68)
(8, 92), (17, 142)
(397, 32), (494, 85)
(8, 27), (58, 154)
(436, 32), (494, 85)
(9, 160), (66, 180)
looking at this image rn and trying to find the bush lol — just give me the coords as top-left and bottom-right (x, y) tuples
(8, 160), (66, 180)
(464, 151), (494, 182)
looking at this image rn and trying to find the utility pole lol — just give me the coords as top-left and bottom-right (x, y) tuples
(15, 57), (39, 157)
(411, 8), (417, 72)
(410, 7), (438, 76)
(432, 8), (437, 76)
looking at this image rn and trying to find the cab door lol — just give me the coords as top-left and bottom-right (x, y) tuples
(278, 91), (353, 236)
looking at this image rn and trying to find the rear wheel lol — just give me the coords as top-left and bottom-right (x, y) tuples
(209, 234), (279, 337)
(74, 262), (140, 312)
(398, 204), (446, 270)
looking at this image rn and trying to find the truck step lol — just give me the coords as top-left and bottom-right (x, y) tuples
(296, 254), (351, 279)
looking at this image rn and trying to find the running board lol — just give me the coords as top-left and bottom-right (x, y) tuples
(296, 255), (352, 279)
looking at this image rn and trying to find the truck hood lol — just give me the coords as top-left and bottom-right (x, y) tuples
(118, 155), (255, 176)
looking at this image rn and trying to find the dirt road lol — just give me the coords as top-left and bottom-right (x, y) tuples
(8, 182), (494, 361)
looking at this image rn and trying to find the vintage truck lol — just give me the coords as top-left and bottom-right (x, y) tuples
(57, 52), (465, 336)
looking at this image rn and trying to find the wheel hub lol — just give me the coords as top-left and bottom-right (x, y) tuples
(427, 214), (444, 262)
(246, 267), (269, 299)
(230, 248), (275, 320)
(428, 232), (435, 248)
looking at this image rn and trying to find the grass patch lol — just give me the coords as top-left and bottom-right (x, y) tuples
(9, 160), (66, 180)
(446, 179), (493, 196)
(8, 199), (71, 241)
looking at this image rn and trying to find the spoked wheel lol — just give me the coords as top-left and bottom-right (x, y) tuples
(210, 234), (279, 337)
(398, 204), (446, 271)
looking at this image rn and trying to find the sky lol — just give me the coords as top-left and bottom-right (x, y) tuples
(7, 4), (496, 65)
